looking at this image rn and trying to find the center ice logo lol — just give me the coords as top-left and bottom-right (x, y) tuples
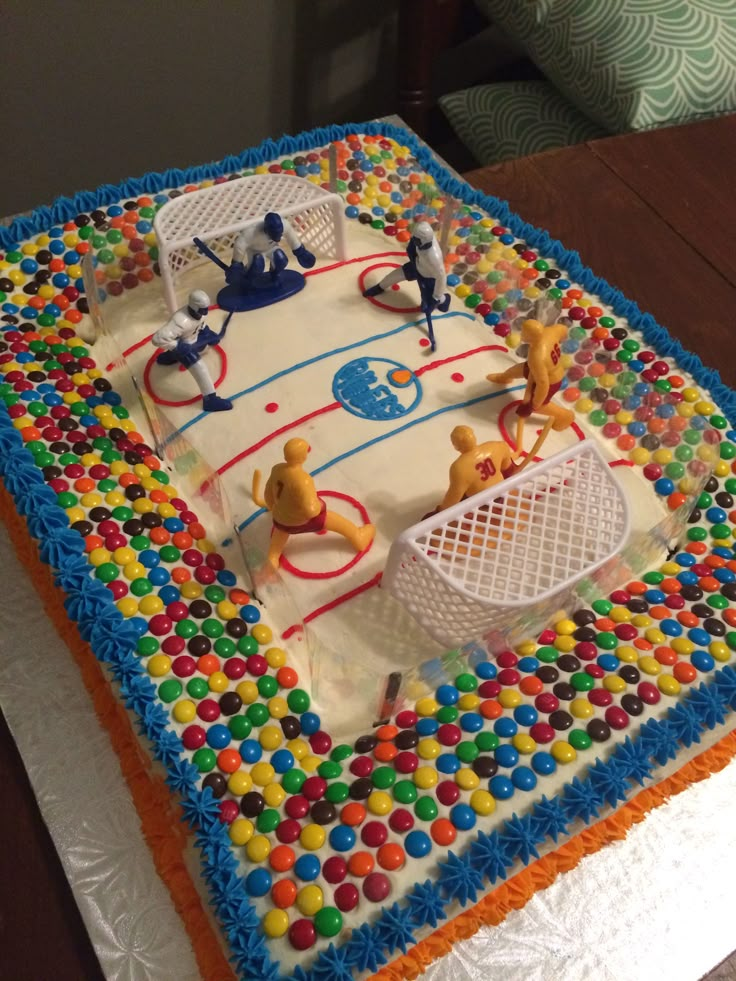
(332, 357), (422, 421)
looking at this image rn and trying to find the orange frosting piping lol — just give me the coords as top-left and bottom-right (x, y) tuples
(374, 729), (736, 980)
(0, 482), (235, 981)
(5, 480), (736, 981)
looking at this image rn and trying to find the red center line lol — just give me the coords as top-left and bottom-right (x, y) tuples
(215, 344), (510, 477)
(281, 570), (383, 639)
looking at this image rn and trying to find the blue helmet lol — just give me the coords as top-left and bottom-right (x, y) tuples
(264, 212), (284, 242)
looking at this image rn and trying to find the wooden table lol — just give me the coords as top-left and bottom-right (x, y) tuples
(1, 113), (735, 980)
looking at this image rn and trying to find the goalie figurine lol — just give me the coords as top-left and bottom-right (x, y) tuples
(196, 212), (316, 312)
(363, 221), (450, 351)
(152, 289), (233, 412)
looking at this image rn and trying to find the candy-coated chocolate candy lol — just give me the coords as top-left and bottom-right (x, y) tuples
(263, 908), (290, 938)
(334, 882), (359, 912)
(363, 872), (391, 903)
(289, 918), (316, 950)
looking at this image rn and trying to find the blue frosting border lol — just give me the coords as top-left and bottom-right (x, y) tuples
(2, 121), (736, 979)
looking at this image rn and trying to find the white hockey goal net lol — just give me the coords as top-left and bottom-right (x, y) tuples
(154, 174), (347, 311)
(383, 440), (630, 649)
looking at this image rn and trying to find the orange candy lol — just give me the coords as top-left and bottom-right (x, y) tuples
(276, 666), (298, 689)
(150, 526), (170, 545)
(340, 802), (366, 827)
(430, 818), (457, 846)
(649, 605), (669, 621)
(189, 522), (207, 540)
(519, 676), (543, 697)
(633, 637), (653, 651)
(217, 749), (241, 773)
(229, 588), (250, 605)
(699, 576), (720, 593)
(660, 578), (681, 594)
(347, 851), (374, 877)
(375, 724), (398, 742)
(271, 879), (297, 908)
(85, 534), (104, 552)
(655, 646), (677, 666)
(677, 611), (699, 628)
(21, 426), (41, 442)
(686, 541), (708, 556)
(594, 617), (615, 632)
(197, 653), (220, 675)
(171, 567), (191, 584)
(74, 477), (96, 493)
(480, 699), (502, 719)
(269, 845), (296, 872)
(377, 843), (405, 871)
(172, 531), (193, 549)
(673, 662), (697, 684)
(373, 742), (398, 763)
(150, 489), (168, 504)
(118, 472), (140, 488)
(626, 580), (647, 595)
(724, 609), (736, 628)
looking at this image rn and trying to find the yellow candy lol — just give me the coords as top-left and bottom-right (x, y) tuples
(637, 655), (660, 675)
(147, 654), (171, 677)
(229, 818), (254, 846)
(251, 762), (275, 786)
(123, 561), (146, 580)
(644, 627), (665, 645)
(207, 670), (229, 693)
(65, 507), (85, 526)
(367, 791), (392, 815)
(553, 635), (576, 653)
(252, 623), (273, 645)
(671, 637), (694, 655)
(88, 547), (112, 567)
(629, 447), (650, 466)
(469, 789), (495, 816)
(287, 738), (309, 760)
(498, 688), (521, 709)
(297, 885), (323, 916)
(660, 561), (680, 576)
(105, 491), (126, 507)
(515, 640), (537, 657)
(455, 284), (471, 299)
(110, 460), (129, 475)
(262, 909), (289, 938)
(682, 387), (700, 403)
(267, 696), (288, 719)
(227, 771), (253, 796)
(117, 597), (138, 618)
(138, 594), (164, 616)
(416, 696), (439, 717)
(217, 600), (238, 620)
(246, 834), (271, 862)
(570, 698), (593, 719)
(603, 675), (626, 694)
(454, 768), (479, 790)
(263, 782), (285, 807)
(512, 733), (536, 754)
(180, 581), (202, 599)
(300, 824), (326, 850)
(576, 398), (594, 414)
(133, 497), (154, 514)
(554, 618), (576, 636)
(413, 766), (438, 789)
(236, 680), (259, 703)
(157, 502), (177, 519)
(695, 400), (714, 416)
(417, 738), (441, 760)
(173, 699), (196, 723)
(616, 645), (638, 663)
(259, 725), (282, 751)
(652, 448), (673, 465)
(677, 402), (695, 418)
(458, 693), (480, 711)
(615, 410), (634, 426)
(658, 674), (681, 696)
(300, 754), (321, 772)
(631, 614), (651, 629)
(265, 646), (287, 668)
(551, 740), (577, 764)
(609, 606), (631, 623)
(710, 641), (731, 662)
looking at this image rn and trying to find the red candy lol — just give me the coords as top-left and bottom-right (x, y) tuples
(182, 725), (206, 750)
(605, 706), (630, 730)
(361, 821), (388, 848)
(276, 819), (302, 844)
(363, 872), (391, 903)
(389, 809), (414, 834)
(289, 919), (316, 951)
(285, 795), (309, 819)
(322, 856), (347, 883)
(436, 781), (460, 806)
(334, 883), (359, 912)
(301, 776), (327, 801)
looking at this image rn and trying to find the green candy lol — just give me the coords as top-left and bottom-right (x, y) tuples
(596, 632), (618, 650)
(330, 744), (353, 763)
(257, 675), (278, 698)
(314, 907), (342, 938)
(436, 705), (458, 724)
(256, 809), (280, 833)
(325, 781), (349, 803)
(57, 491), (77, 508)
(202, 618), (224, 638)
(228, 716), (252, 740)
(454, 672), (477, 692)
(599, 316), (616, 328)
(475, 731), (499, 751)
(317, 760), (342, 780)
(592, 599), (613, 616)
(371, 766), (395, 789)
(393, 780), (417, 804)
(214, 637), (236, 658)
(643, 570), (664, 584)
(111, 505), (133, 521)
(175, 618), (197, 638)
(95, 562), (118, 583)
(192, 748), (216, 772)
(158, 679), (182, 703)
(247, 703), (269, 727)
(238, 635), (259, 655)
(159, 545), (181, 563)
(287, 688), (310, 713)
(570, 672), (594, 692)
(130, 577), (153, 597)
(456, 741), (479, 763)
(205, 585), (226, 603)
(187, 677), (209, 699)
(137, 636), (159, 657)
(282, 769), (306, 794)
(415, 796), (438, 821)
(568, 729), (592, 751)
(130, 535), (149, 551)
(536, 646), (559, 663)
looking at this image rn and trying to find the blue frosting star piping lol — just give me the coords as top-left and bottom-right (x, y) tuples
(373, 902), (417, 955)
(561, 776), (604, 823)
(686, 682), (728, 729)
(438, 850), (485, 905)
(406, 879), (447, 928)
(667, 700), (705, 747)
(611, 736), (654, 786)
(499, 813), (545, 865)
(469, 830), (511, 883)
(638, 718), (681, 766)
(344, 923), (388, 974)
(310, 943), (355, 981)
(530, 794), (570, 842)
(587, 759), (632, 809)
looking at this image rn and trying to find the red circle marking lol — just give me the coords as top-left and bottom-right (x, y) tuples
(451, 372), (464, 383)
(498, 400), (585, 457)
(358, 263), (422, 314)
(278, 491), (372, 580)
(265, 402), (279, 413)
(143, 346), (227, 407)
(419, 338), (431, 347)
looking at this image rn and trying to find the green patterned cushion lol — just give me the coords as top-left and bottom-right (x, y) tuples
(439, 80), (607, 165)
(473, 0), (736, 132)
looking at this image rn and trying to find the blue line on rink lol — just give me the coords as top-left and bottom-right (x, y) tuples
(174, 311), (474, 437)
(235, 382), (527, 533)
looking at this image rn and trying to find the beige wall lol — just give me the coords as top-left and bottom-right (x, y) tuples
(0, 0), (398, 217)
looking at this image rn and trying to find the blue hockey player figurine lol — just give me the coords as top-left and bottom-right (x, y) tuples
(363, 221), (450, 350)
(152, 289), (233, 412)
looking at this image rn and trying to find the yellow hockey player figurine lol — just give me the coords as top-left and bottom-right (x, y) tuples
(487, 318), (574, 451)
(252, 438), (375, 568)
(440, 426), (518, 510)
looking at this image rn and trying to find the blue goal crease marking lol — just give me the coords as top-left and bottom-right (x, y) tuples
(235, 383), (527, 533)
(174, 310), (474, 436)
